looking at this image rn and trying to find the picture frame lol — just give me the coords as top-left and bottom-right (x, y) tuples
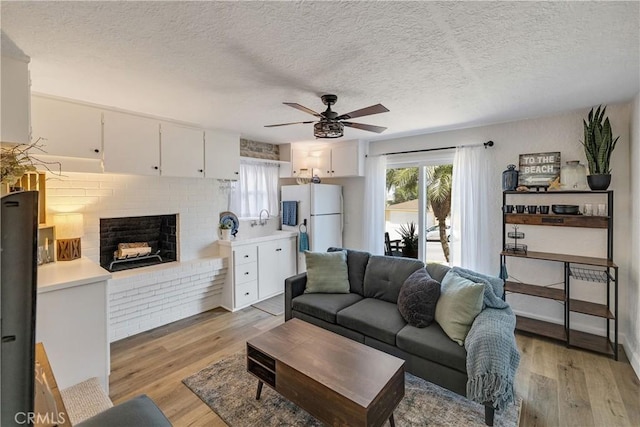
(518, 152), (561, 188)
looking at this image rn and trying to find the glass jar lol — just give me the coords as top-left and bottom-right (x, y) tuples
(502, 164), (519, 191)
(560, 161), (588, 190)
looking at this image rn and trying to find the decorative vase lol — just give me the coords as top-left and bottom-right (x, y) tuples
(560, 161), (588, 190)
(502, 165), (519, 191)
(587, 174), (611, 191)
(220, 228), (232, 241)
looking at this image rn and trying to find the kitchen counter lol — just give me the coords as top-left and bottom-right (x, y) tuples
(217, 230), (297, 247)
(38, 257), (112, 293)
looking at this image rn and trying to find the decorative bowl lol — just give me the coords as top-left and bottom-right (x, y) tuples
(551, 204), (580, 215)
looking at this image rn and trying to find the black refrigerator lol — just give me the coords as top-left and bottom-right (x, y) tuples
(1, 191), (39, 426)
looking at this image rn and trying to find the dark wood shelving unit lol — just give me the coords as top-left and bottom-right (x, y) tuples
(505, 213), (608, 228)
(501, 190), (618, 360)
(505, 281), (564, 300)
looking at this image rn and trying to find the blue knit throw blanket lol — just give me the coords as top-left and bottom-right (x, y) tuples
(452, 267), (520, 411)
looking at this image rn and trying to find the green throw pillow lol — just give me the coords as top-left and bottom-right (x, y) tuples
(304, 250), (350, 294)
(434, 270), (485, 345)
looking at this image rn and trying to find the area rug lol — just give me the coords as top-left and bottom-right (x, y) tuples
(251, 294), (284, 316)
(183, 352), (521, 426)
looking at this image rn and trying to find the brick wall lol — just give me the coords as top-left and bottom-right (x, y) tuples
(45, 172), (229, 341)
(109, 257), (226, 341)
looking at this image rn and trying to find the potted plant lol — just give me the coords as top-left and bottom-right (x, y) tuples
(580, 105), (620, 190)
(1, 139), (60, 191)
(219, 219), (233, 241)
(398, 222), (418, 259)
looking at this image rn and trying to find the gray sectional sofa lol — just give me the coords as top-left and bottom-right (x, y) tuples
(284, 248), (518, 426)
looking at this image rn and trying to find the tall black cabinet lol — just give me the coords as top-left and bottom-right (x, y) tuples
(1, 191), (39, 424)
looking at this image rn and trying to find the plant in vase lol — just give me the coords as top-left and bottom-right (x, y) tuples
(580, 105), (619, 190)
(219, 219), (233, 241)
(398, 222), (419, 259)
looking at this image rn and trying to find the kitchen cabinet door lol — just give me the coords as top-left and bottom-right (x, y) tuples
(204, 129), (240, 180)
(330, 143), (360, 177)
(1, 56), (30, 144)
(160, 122), (204, 178)
(31, 95), (103, 159)
(103, 111), (160, 176)
(258, 238), (296, 299)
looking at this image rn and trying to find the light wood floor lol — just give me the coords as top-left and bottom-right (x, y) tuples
(110, 307), (640, 426)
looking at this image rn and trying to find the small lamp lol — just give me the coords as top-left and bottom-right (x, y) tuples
(53, 213), (84, 261)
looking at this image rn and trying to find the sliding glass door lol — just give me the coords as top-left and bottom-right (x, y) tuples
(385, 159), (453, 265)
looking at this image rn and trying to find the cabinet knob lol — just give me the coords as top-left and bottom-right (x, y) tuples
(244, 255), (249, 258)
(153, 166), (159, 170)
(94, 149), (100, 153)
(327, 171), (330, 174)
(234, 171), (239, 175)
(244, 272), (249, 275)
(245, 292), (250, 296)
(276, 248), (282, 252)
(332, 170), (335, 173)
(198, 169), (203, 173)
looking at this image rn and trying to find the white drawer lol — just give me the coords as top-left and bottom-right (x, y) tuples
(235, 281), (258, 307)
(235, 261), (257, 285)
(234, 245), (257, 265)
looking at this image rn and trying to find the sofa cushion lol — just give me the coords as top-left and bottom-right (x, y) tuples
(426, 262), (451, 283)
(304, 250), (350, 294)
(337, 298), (407, 345)
(292, 293), (363, 324)
(328, 247), (370, 295)
(76, 395), (171, 427)
(363, 256), (425, 303)
(435, 270), (485, 345)
(396, 323), (467, 373)
(397, 268), (440, 328)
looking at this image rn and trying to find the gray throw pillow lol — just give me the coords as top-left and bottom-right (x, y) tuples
(397, 268), (441, 328)
(304, 250), (350, 294)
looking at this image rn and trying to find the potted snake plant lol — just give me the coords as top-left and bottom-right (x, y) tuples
(580, 105), (619, 190)
(399, 222), (419, 259)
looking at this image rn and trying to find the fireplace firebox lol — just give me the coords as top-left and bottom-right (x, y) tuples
(100, 214), (178, 272)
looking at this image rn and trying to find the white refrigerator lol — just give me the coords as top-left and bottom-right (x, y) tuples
(281, 183), (343, 273)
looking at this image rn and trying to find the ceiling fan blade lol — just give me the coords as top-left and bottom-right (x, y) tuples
(283, 102), (323, 117)
(264, 121), (315, 128)
(336, 104), (389, 120)
(342, 122), (387, 133)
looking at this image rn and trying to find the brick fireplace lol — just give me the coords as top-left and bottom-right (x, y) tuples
(100, 214), (178, 272)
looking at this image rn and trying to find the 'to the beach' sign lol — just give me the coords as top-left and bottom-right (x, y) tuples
(518, 152), (561, 187)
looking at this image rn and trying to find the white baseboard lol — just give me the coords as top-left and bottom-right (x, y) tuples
(622, 335), (640, 379)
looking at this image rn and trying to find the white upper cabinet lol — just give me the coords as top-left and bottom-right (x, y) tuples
(160, 122), (204, 178)
(1, 56), (31, 144)
(103, 111), (160, 176)
(286, 140), (365, 178)
(330, 141), (363, 177)
(31, 95), (103, 159)
(204, 129), (240, 180)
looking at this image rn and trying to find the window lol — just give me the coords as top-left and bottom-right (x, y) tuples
(230, 160), (279, 218)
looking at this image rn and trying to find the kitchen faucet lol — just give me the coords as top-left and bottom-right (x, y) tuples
(259, 209), (270, 226)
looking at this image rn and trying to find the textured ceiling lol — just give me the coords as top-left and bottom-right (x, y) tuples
(1, 1), (638, 144)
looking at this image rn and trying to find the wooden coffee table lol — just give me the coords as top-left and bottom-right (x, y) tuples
(246, 318), (405, 427)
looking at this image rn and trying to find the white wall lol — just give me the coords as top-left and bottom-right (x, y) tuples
(628, 93), (640, 376)
(367, 103), (632, 341)
(45, 172), (227, 262)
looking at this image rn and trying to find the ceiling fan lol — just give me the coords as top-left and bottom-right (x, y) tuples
(265, 94), (389, 138)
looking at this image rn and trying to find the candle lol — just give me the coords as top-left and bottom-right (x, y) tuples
(45, 237), (48, 248)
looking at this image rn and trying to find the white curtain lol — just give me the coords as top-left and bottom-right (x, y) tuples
(362, 154), (387, 254)
(230, 160), (279, 217)
(451, 145), (493, 274)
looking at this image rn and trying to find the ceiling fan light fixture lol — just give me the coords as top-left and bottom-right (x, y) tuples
(314, 121), (344, 138)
